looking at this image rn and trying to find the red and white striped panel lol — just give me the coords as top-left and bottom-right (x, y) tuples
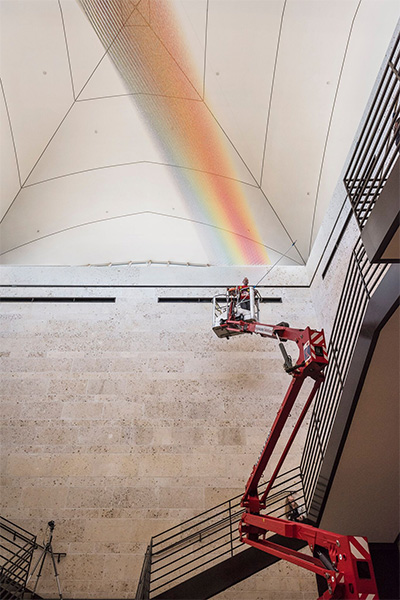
(311, 330), (324, 346)
(349, 536), (371, 561)
(349, 537), (378, 599)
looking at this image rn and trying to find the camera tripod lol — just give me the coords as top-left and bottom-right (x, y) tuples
(26, 521), (63, 599)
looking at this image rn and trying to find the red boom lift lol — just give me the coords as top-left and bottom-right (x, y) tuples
(212, 285), (379, 600)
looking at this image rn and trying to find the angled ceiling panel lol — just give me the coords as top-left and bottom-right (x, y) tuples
(24, 95), (255, 187)
(260, 0), (360, 260)
(1, 164), (191, 255)
(0, 0), (73, 183)
(0, 212), (210, 266)
(205, 0), (284, 182)
(0, 164), (295, 267)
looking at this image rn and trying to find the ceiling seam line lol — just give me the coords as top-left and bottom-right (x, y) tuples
(259, 0), (287, 188)
(0, 78), (22, 188)
(202, 0), (210, 100)
(307, 0), (363, 256)
(76, 93), (204, 102)
(58, 0), (76, 100)
(0, 211), (303, 265)
(21, 161), (260, 190)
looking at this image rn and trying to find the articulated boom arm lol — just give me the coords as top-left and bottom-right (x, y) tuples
(213, 289), (379, 599)
(239, 322), (328, 513)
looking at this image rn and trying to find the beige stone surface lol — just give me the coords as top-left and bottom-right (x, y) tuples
(1, 278), (319, 598)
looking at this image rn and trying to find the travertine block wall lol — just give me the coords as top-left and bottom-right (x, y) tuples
(1, 275), (318, 598)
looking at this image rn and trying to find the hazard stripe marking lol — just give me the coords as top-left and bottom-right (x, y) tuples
(350, 541), (364, 560)
(351, 536), (370, 559)
(354, 536), (370, 555)
(313, 335), (324, 345)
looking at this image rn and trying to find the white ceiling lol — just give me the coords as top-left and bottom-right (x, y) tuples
(0, 0), (399, 266)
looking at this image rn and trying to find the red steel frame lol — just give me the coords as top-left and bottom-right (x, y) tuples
(216, 304), (379, 600)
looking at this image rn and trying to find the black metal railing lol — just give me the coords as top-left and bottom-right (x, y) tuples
(344, 32), (400, 229)
(0, 517), (37, 600)
(135, 466), (304, 599)
(301, 239), (389, 518)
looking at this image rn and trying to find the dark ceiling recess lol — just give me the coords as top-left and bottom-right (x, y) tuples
(0, 297), (116, 303)
(158, 297), (282, 303)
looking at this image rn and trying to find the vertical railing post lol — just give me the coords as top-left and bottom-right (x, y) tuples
(228, 500), (234, 557)
(146, 539), (152, 600)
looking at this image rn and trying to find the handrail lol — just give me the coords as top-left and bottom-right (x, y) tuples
(135, 467), (304, 599)
(344, 32), (400, 229)
(0, 517), (36, 599)
(300, 239), (388, 518)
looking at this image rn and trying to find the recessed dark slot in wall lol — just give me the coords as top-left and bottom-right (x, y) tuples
(0, 297), (116, 303)
(322, 211), (353, 280)
(158, 297), (282, 303)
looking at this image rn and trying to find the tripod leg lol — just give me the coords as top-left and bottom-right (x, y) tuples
(31, 547), (48, 596)
(49, 544), (63, 600)
(26, 548), (46, 585)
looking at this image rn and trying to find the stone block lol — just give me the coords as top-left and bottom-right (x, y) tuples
(87, 378), (127, 395)
(61, 401), (105, 420)
(138, 454), (183, 477)
(7, 454), (94, 477)
(159, 486), (204, 509)
(66, 487), (115, 509)
(48, 378), (88, 395)
(22, 486), (67, 508)
(91, 455), (139, 477)
(0, 377), (49, 396)
(102, 553), (142, 580)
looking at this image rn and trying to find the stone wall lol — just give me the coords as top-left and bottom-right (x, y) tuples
(1, 270), (319, 598)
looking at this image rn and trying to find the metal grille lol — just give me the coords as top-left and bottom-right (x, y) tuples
(344, 32), (400, 229)
(300, 239), (388, 518)
(0, 517), (36, 600)
(135, 467), (304, 600)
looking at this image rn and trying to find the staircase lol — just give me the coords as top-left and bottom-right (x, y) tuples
(0, 517), (37, 600)
(135, 467), (306, 599)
